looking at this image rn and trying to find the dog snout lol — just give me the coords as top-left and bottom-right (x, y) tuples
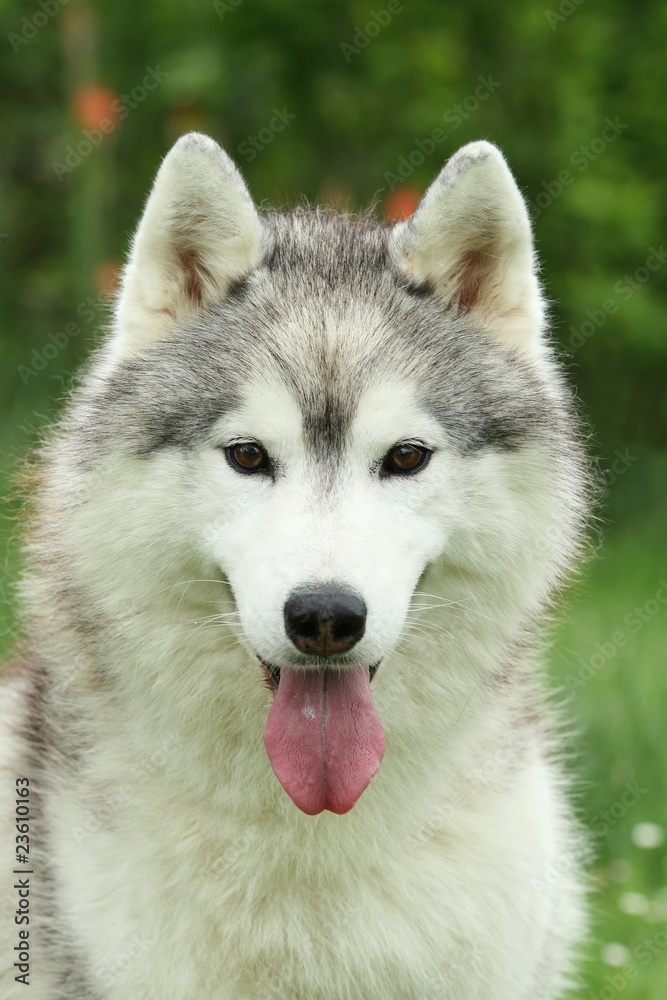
(284, 586), (367, 656)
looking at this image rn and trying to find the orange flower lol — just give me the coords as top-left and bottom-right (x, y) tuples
(71, 86), (120, 131)
(384, 186), (421, 221)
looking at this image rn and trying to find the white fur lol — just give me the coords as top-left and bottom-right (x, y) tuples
(0, 137), (588, 999)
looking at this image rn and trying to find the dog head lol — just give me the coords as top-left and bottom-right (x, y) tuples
(47, 135), (586, 812)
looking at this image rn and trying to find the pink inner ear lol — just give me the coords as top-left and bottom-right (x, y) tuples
(452, 247), (493, 314)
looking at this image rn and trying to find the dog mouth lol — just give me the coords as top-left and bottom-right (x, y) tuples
(259, 658), (381, 692)
(258, 658), (385, 815)
(259, 659), (282, 692)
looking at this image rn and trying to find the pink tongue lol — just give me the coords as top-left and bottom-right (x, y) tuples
(263, 666), (385, 815)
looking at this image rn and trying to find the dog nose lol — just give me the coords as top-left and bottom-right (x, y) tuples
(284, 587), (367, 656)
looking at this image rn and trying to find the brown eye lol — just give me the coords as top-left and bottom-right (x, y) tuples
(226, 442), (270, 475)
(381, 442), (431, 477)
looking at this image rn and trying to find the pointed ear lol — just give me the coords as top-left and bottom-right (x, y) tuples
(113, 132), (266, 356)
(389, 141), (545, 357)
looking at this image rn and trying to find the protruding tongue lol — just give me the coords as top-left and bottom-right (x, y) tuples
(263, 666), (385, 815)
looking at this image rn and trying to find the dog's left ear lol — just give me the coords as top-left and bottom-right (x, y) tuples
(113, 132), (265, 356)
(389, 142), (545, 357)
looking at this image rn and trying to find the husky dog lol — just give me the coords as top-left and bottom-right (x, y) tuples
(1, 134), (589, 998)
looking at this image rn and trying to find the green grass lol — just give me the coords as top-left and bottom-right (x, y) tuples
(1, 412), (665, 995)
(549, 451), (667, 997)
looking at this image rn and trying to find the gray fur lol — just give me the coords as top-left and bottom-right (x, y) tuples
(71, 211), (572, 466)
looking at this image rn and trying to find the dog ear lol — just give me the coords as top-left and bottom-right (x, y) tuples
(113, 132), (265, 356)
(389, 142), (545, 357)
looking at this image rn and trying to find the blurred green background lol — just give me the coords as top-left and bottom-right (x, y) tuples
(0, 1), (665, 995)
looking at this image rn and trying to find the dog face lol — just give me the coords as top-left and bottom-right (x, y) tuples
(93, 133), (579, 667)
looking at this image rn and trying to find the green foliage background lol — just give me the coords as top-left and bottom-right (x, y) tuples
(0, 1), (665, 996)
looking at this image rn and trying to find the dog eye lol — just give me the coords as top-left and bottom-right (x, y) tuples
(225, 442), (271, 475)
(381, 443), (432, 477)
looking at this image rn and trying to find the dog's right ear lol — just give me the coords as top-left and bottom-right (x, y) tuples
(113, 133), (265, 357)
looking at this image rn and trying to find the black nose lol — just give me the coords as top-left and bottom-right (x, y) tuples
(284, 587), (367, 657)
